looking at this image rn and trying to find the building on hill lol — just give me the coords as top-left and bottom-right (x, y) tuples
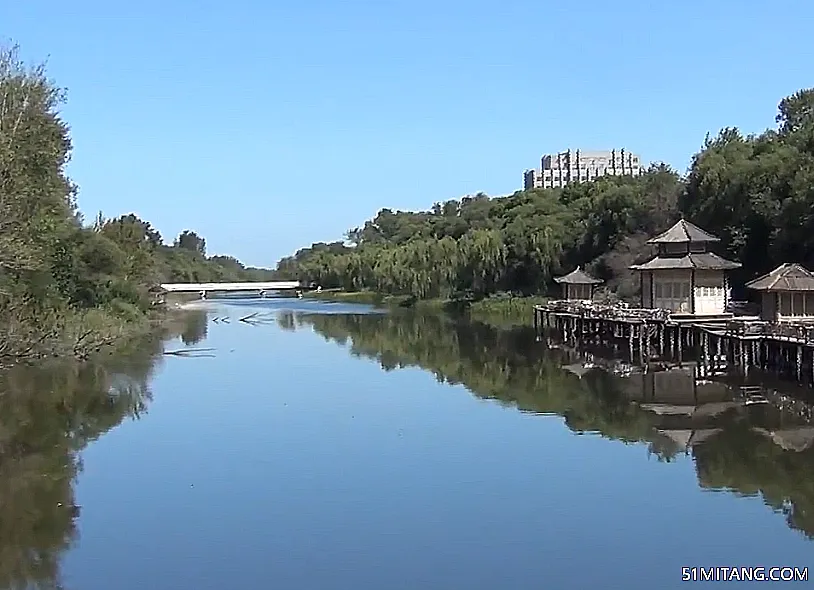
(745, 263), (814, 322)
(553, 266), (603, 301)
(629, 219), (741, 316)
(523, 148), (641, 190)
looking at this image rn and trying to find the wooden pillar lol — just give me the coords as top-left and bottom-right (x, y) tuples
(744, 339), (751, 367)
(658, 324), (665, 356)
(702, 330), (709, 369)
(716, 336), (722, 370)
(639, 272), (644, 308)
(677, 327), (683, 365)
(797, 345), (803, 381)
(638, 323), (645, 361)
(690, 269), (696, 314)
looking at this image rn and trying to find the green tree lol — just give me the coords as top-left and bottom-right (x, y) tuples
(175, 230), (206, 255)
(0, 43), (277, 361)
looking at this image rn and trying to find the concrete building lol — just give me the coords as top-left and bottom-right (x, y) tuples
(523, 149), (642, 190)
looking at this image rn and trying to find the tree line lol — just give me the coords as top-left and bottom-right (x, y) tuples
(276, 88), (814, 302)
(0, 45), (273, 361)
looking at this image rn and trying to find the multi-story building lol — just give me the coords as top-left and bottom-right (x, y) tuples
(523, 149), (642, 190)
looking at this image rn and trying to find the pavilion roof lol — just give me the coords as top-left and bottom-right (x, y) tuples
(745, 263), (814, 291)
(629, 252), (741, 272)
(647, 219), (721, 244)
(553, 266), (603, 284)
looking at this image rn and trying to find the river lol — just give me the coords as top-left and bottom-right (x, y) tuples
(2, 299), (813, 589)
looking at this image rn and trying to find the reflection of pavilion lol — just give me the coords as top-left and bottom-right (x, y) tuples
(753, 427), (814, 452)
(554, 340), (814, 454)
(618, 364), (745, 452)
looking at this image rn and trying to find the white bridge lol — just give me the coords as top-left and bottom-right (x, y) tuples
(160, 281), (303, 295)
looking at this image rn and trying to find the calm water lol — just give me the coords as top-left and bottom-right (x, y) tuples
(2, 299), (813, 590)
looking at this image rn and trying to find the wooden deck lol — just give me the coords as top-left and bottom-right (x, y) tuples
(535, 300), (814, 383)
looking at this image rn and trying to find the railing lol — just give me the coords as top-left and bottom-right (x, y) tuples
(539, 299), (670, 322)
(725, 319), (814, 343)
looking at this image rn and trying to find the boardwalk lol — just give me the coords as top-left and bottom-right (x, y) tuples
(535, 300), (814, 384)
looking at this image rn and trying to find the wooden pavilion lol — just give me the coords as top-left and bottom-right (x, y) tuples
(745, 263), (814, 321)
(553, 266), (602, 302)
(629, 219), (741, 316)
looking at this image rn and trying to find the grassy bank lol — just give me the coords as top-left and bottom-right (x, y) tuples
(467, 295), (547, 328)
(304, 289), (544, 328)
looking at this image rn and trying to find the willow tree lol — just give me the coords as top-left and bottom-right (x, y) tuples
(459, 228), (507, 296)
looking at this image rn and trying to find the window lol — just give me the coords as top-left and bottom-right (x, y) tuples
(780, 292), (792, 315)
(793, 293), (805, 316)
(665, 243), (688, 255)
(569, 284), (591, 299)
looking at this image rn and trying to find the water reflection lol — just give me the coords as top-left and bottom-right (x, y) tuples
(0, 312), (204, 590)
(4, 305), (814, 589)
(294, 310), (814, 541)
(180, 311), (208, 345)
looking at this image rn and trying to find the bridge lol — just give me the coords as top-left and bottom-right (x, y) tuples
(160, 281), (304, 299)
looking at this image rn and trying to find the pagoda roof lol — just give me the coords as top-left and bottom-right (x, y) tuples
(561, 363), (592, 378)
(630, 252), (741, 272)
(657, 428), (722, 449)
(553, 266), (603, 284)
(753, 427), (814, 452)
(745, 263), (814, 291)
(647, 219), (721, 244)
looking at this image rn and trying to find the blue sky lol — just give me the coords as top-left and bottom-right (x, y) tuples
(3, 0), (812, 267)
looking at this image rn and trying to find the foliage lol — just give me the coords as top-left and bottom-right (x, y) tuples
(0, 44), (273, 361)
(276, 170), (681, 299)
(175, 229), (206, 255)
(277, 87), (814, 302)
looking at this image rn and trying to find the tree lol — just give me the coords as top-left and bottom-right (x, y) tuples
(777, 89), (814, 136)
(0, 42), (277, 361)
(175, 230), (206, 255)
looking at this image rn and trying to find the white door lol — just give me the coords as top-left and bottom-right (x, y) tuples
(695, 286), (720, 315)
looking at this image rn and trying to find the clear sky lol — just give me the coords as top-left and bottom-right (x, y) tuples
(3, 0), (812, 267)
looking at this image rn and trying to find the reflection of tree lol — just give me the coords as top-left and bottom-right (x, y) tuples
(0, 320), (185, 590)
(180, 310), (208, 345)
(693, 423), (814, 539)
(276, 311), (296, 332)
(299, 311), (814, 539)
(302, 312), (661, 445)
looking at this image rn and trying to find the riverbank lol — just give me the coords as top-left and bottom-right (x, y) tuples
(303, 290), (546, 327)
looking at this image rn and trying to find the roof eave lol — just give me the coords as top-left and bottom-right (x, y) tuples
(645, 236), (721, 245)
